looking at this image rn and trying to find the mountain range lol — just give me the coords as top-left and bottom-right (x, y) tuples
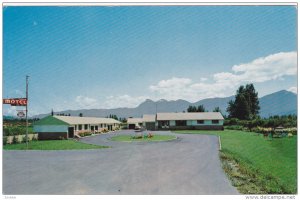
(33, 90), (297, 119)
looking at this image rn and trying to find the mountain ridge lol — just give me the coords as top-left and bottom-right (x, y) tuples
(32, 90), (297, 119)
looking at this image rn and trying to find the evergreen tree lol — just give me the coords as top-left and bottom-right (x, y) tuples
(244, 84), (260, 118)
(227, 84), (259, 120)
(197, 105), (206, 112)
(187, 105), (197, 112)
(213, 107), (221, 112)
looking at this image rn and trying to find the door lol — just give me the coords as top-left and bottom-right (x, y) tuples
(68, 127), (74, 138)
(128, 124), (135, 129)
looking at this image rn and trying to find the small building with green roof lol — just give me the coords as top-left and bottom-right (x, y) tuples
(33, 115), (121, 140)
(33, 116), (71, 139)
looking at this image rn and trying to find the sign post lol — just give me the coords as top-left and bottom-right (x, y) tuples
(26, 75), (29, 149)
(3, 76), (29, 149)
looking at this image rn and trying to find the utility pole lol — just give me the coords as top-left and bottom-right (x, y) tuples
(26, 75), (29, 149)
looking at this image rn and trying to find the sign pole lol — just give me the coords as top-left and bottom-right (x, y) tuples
(26, 75), (29, 149)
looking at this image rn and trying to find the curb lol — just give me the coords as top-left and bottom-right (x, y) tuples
(219, 136), (222, 151)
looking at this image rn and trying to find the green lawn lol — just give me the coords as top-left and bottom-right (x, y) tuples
(3, 140), (109, 150)
(110, 134), (177, 142)
(174, 130), (297, 194)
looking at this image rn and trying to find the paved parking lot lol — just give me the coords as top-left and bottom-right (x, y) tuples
(3, 130), (238, 195)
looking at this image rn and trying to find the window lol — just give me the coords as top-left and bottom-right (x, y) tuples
(175, 120), (187, 126)
(100, 124), (103, 128)
(91, 126), (94, 131)
(212, 120), (219, 124)
(84, 124), (88, 130)
(197, 120), (204, 124)
(75, 125), (77, 130)
(78, 125), (82, 130)
(158, 121), (169, 128)
(95, 126), (98, 130)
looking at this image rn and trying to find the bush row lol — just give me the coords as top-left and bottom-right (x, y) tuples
(3, 126), (33, 136)
(224, 115), (297, 128)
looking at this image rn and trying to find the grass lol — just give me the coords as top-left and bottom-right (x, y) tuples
(174, 130), (297, 194)
(110, 134), (177, 142)
(3, 140), (109, 150)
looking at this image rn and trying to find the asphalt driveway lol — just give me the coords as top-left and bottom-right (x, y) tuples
(3, 130), (239, 195)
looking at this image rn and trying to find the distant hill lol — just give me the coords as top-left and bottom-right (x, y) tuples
(32, 90), (297, 119)
(259, 90), (297, 118)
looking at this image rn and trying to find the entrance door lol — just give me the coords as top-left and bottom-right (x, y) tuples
(68, 127), (74, 138)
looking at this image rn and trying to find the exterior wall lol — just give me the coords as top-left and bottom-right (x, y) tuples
(188, 120), (224, 126)
(145, 122), (155, 131)
(156, 120), (224, 130)
(170, 120), (176, 126)
(34, 125), (68, 133)
(157, 125), (223, 131)
(38, 132), (68, 140)
(74, 123), (120, 133)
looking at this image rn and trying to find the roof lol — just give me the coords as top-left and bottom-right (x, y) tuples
(143, 114), (156, 122)
(53, 116), (121, 125)
(156, 112), (224, 121)
(34, 115), (70, 126)
(127, 118), (143, 124)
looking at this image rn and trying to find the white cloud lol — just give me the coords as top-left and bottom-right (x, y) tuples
(3, 106), (17, 116)
(231, 51), (297, 82)
(288, 86), (297, 94)
(104, 95), (149, 108)
(149, 51), (297, 102)
(75, 95), (99, 109)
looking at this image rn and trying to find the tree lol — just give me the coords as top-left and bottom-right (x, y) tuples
(108, 114), (118, 120)
(79, 113), (83, 117)
(51, 109), (54, 116)
(227, 84), (259, 120)
(187, 106), (197, 112)
(197, 105), (206, 112)
(244, 84), (260, 118)
(213, 107), (221, 112)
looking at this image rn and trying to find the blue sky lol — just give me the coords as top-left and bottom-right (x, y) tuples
(3, 6), (297, 116)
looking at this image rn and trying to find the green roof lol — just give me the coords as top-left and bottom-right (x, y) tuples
(34, 115), (70, 126)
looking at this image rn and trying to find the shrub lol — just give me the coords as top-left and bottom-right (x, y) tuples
(102, 129), (108, 133)
(22, 136), (27, 143)
(3, 136), (8, 145)
(32, 135), (38, 141)
(225, 125), (244, 131)
(78, 131), (93, 137)
(148, 133), (153, 138)
(12, 136), (19, 144)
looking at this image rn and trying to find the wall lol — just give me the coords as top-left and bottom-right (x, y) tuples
(157, 125), (224, 130)
(34, 125), (68, 133)
(188, 120), (224, 126)
(38, 132), (68, 140)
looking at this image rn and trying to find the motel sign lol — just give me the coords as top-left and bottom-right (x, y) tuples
(3, 98), (27, 106)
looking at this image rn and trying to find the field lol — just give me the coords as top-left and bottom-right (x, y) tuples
(110, 134), (177, 142)
(174, 130), (297, 194)
(3, 140), (108, 150)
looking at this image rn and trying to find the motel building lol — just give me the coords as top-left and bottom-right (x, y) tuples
(127, 112), (224, 131)
(33, 115), (121, 140)
(156, 112), (224, 130)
